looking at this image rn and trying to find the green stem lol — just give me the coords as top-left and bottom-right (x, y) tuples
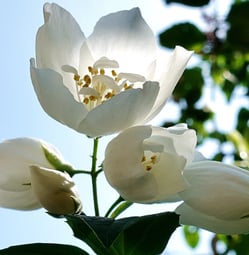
(71, 169), (91, 175)
(91, 137), (100, 216)
(105, 196), (124, 217)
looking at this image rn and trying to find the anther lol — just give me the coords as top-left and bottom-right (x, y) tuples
(100, 69), (105, 75)
(74, 74), (80, 81)
(83, 97), (89, 104)
(83, 75), (91, 85)
(111, 70), (117, 76)
(146, 166), (152, 171)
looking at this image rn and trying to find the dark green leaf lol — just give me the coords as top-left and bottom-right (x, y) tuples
(165, 0), (210, 7)
(159, 23), (206, 51)
(227, 2), (249, 52)
(173, 67), (204, 104)
(111, 212), (179, 255)
(0, 243), (89, 255)
(66, 212), (179, 255)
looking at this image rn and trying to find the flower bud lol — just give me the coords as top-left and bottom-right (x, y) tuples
(30, 165), (82, 215)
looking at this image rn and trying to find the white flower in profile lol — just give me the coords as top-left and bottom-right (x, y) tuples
(103, 124), (197, 203)
(30, 3), (193, 137)
(0, 137), (82, 215)
(176, 161), (249, 234)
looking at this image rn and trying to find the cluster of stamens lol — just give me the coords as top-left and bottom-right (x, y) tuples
(63, 57), (145, 111)
(141, 152), (160, 171)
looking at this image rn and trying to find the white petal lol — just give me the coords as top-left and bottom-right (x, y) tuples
(180, 161), (249, 220)
(36, 3), (85, 71)
(35, 3), (86, 94)
(79, 87), (100, 97)
(148, 152), (188, 202)
(118, 73), (145, 83)
(93, 57), (119, 69)
(0, 137), (61, 191)
(30, 166), (82, 215)
(148, 125), (197, 164)
(176, 203), (249, 235)
(87, 8), (157, 74)
(0, 189), (40, 210)
(78, 81), (159, 137)
(92, 75), (120, 93)
(104, 125), (152, 187)
(145, 46), (193, 122)
(30, 60), (88, 133)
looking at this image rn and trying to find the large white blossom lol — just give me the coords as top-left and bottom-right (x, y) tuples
(30, 3), (193, 137)
(175, 161), (249, 234)
(103, 124), (197, 203)
(0, 137), (82, 214)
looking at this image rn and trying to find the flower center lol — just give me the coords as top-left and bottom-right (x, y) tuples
(141, 151), (160, 171)
(141, 140), (164, 171)
(62, 57), (145, 111)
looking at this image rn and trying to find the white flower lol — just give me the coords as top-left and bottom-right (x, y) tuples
(30, 165), (82, 215)
(30, 3), (193, 137)
(0, 137), (81, 214)
(103, 124), (197, 203)
(175, 161), (249, 234)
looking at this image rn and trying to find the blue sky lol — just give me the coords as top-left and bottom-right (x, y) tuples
(0, 1), (235, 254)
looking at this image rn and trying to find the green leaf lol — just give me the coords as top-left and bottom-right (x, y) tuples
(173, 67), (204, 104)
(0, 243), (89, 255)
(66, 212), (179, 255)
(227, 2), (249, 52)
(159, 23), (206, 51)
(165, 0), (210, 6)
(111, 212), (179, 255)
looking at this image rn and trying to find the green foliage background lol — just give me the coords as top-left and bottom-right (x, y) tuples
(159, 0), (249, 254)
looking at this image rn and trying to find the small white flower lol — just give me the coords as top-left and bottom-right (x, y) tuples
(103, 124), (197, 203)
(30, 3), (193, 137)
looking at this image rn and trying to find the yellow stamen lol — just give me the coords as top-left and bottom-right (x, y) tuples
(74, 74), (80, 81)
(111, 70), (117, 76)
(83, 75), (91, 85)
(100, 69), (105, 75)
(83, 97), (89, 104)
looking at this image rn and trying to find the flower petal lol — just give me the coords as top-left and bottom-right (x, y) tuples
(0, 137), (61, 191)
(176, 203), (249, 235)
(30, 59), (88, 132)
(145, 46), (193, 122)
(180, 161), (249, 220)
(148, 152), (188, 202)
(0, 189), (40, 210)
(149, 124), (197, 164)
(78, 81), (159, 137)
(36, 3), (84, 71)
(35, 3), (86, 94)
(87, 8), (157, 74)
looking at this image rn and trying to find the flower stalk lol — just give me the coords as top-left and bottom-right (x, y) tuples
(91, 137), (100, 216)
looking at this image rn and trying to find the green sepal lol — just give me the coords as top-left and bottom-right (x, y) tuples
(42, 146), (75, 176)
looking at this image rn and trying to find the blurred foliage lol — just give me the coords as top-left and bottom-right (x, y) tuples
(160, 0), (249, 253)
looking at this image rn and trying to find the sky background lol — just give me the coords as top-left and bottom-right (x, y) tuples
(0, 0), (235, 254)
